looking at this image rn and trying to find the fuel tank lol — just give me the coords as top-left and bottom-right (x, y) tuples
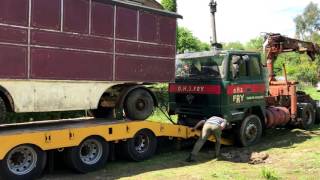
(265, 107), (290, 128)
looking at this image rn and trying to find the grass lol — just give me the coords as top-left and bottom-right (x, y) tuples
(261, 167), (280, 180)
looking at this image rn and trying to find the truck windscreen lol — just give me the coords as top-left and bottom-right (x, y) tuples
(175, 54), (226, 79)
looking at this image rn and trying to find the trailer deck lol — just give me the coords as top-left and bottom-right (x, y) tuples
(0, 118), (232, 179)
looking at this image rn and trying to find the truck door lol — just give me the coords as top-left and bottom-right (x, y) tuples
(225, 53), (265, 120)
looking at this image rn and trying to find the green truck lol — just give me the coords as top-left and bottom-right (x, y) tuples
(168, 34), (320, 147)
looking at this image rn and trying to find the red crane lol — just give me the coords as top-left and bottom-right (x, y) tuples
(264, 33), (320, 124)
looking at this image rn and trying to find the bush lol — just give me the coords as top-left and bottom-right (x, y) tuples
(274, 52), (319, 85)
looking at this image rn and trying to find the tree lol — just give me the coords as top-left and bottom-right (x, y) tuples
(161, 0), (177, 12)
(294, 2), (320, 41)
(177, 27), (210, 53)
(222, 41), (245, 50)
(274, 53), (319, 84)
(245, 36), (264, 51)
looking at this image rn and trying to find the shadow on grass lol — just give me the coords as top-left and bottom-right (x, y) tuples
(218, 125), (320, 163)
(42, 138), (212, 180)
(42, 125), (320, 180)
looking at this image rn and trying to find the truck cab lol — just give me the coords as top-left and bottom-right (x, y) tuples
(169, 50), (266, 127)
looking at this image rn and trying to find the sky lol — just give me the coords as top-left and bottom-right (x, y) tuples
(157, 0), (320, 43)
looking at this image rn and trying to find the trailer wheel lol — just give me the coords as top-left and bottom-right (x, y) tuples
(0, 97), (7, 124)
(65, 137), (109, 173)
(237, 115), (262, 147)
(299, 103), (315, 130)
(122, 129), (157, 161)
(124, 89), (154, 120)
(0, 145), (46, 180)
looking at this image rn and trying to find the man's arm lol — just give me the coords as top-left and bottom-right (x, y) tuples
(220, 120), (227, 130)
(193, 120), (206, 130)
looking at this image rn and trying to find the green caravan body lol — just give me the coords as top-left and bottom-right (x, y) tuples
(168, 50), (266, 124)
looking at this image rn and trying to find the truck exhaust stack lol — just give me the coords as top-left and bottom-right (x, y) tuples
(209, 0), (222, 49)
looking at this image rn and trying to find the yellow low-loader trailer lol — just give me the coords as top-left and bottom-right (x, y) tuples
(0, 118), (232, 180)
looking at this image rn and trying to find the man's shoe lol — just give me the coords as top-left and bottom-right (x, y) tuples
(185, 154), (196, 162)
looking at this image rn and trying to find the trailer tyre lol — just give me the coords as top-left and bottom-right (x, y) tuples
(65, 137), (109, 173)
(0, 97), (7, 124)
(237, 115), (262, 147)
(121, 129), (157, 161)
(124, 89), (154, 120)
(299, 103), (315, 130)
(0, 144), (46, 180)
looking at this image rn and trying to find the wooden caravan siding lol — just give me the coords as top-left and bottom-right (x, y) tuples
(91, 2), (114, 37)
(0, 45), (27, 79)
(31, 0), (61, 30)
(0, 0), (178, 82)
(30, 48), (113, 80)
(0, 0), (29, 26)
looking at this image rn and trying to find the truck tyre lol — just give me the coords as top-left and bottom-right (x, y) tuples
(121, 129), (157, 161)
(65, 137), (109, 173)
(0, 97), (7, 124)
(316, 103), (320, 124)
(299, 103), (315, 130)
(0, 144), (47, 180)
(237, 114), (262, 147)
(124, 89), (154, 120)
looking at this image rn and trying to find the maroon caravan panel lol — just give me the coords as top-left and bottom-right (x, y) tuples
(31, 30), (113, 52)
(139, 11), (157, 42)
(0, 26), (28, 44)
(0, 0), (180, 82)
(64, 0), (89, 34)
(116, 7), (137, 40)
(159, 16), (176, 45)
(0, 0), (29, 26)
(115, 55), (175, 82)
(31, 0), (61, 30)
(31, 48), (113, 81)
(116, 40), (175, 58)
(91, 2), (114, 37)
(0, 45), (27, 78)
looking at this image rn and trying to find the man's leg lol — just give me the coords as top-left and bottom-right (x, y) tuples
(212, 126), (222, 157)
(190, 123), (211, 157)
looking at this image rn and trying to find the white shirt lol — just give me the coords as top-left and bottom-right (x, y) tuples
(206, 116), (226, 126)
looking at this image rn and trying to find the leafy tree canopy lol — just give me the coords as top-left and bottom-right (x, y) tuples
(222, 41), (245, 50)
(177, 27), (210, 53)
(294, 2), (320, 41)
(161, 0), (177, 12)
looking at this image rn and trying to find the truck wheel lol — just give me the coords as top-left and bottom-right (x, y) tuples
(299, 103), (315, 130)
(237, 115), (262, 147)
(65, 137), (109, 173)
(121, 129), (157, 161)
(124, 89), (154, 120)
(0, 145), (46, 180)
(316, 103), (320, 124)
(0, 97), (7, 124)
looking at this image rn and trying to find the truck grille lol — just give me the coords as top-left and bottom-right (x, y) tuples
(175, 94), (208, 105)
(177, 105), (205, 115)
